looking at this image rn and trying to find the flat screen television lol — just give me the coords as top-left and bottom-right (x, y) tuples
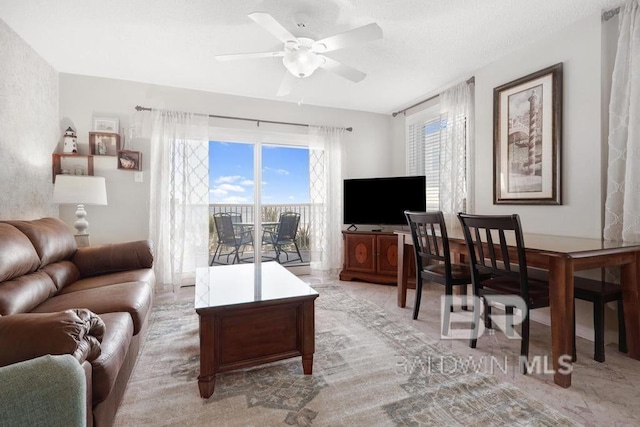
(343, 176), (427, 227)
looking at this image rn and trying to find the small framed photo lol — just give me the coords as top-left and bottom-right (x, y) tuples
(117, 150), (142, 171)
(93, 117), (119, 133)
(89, 132), (120, 156)
(493, 63), (563, 205)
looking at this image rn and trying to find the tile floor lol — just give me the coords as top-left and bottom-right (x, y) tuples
(326, 277), (640, 426)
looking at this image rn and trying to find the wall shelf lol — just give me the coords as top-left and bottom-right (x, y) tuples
(52, 154), (94, 182)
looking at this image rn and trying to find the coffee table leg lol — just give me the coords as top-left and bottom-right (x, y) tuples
(302, 299), (315, 375)
(198, 314), (216, 398)
(198, 375), (215, 398)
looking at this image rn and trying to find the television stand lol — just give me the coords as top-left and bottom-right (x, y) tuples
(339, 230), (398, 285)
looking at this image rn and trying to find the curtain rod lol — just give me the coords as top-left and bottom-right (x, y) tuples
(391, 76), (475, 117)
(134, 106), (353, 132)
(602, 6), (620, 21)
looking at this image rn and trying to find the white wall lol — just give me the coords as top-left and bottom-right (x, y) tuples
(389, 12), (619, 343)
(474, 13), (604, 238)
(0, 19), (59, 220)
(390, 13), (607, 240)
(58, 74), (392, 244)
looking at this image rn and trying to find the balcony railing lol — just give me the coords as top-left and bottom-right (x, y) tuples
(209, 204), (311, 265)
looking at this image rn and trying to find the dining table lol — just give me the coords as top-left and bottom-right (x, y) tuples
(395, 229), (640, 388)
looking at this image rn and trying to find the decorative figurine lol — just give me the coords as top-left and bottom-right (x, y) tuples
(96, 138), (107, 155)
(63, 127), (78, 154)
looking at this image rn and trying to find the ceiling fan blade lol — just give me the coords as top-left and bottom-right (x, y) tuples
(312, 23), (382, 53)
(248, 12), (298, 44)
(215, 51), (285, 61)
(276, 71), (297, 97)
(319, 56), (366, 82)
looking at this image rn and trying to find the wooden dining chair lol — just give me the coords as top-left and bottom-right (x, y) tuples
(573, 275), (626, 362)
(404, 210), (473, 322)
(526, 267), (627, 363)
(457, 212), (550, 374)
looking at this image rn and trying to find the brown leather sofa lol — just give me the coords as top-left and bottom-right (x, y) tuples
(0, 217), (155, 426)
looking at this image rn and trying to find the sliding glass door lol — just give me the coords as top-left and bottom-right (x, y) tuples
(208, 128), (310, 271)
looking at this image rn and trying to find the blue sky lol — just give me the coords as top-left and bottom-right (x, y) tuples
(209, 141), (310, 204)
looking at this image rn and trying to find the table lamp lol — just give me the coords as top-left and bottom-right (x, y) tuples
(53, 175), (108, 239)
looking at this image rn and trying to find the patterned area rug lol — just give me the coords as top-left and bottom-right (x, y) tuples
(114, 285), (578, 426)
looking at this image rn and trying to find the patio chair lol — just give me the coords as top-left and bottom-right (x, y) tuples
(210, 212), (254, 265)
(262, 212), (303, 264)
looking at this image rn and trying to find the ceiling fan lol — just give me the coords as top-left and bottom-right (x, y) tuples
(216, 12), (383, 96)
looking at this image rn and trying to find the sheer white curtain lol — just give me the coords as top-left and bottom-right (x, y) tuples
(604, 0), (640, 242)
(439, 81), (474, 230)
(149, 110), (210, 291)
(309, 126), (345, 277)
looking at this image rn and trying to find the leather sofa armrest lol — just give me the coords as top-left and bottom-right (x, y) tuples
(0, 309), (105, 367)
(72, 239), (154, 278)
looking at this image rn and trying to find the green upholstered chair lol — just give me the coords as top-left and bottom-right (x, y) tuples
(0, 354), (87, 427)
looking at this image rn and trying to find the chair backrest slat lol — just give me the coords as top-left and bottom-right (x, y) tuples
(474, 227), (484, 265)
(499, 229), (510, 271)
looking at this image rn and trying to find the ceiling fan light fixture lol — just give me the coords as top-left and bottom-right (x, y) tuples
(283, 49), (322, 78)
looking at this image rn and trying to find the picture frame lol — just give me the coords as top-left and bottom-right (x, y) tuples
(92, 117), (119, 133)
(89, 132), (120, 156)
(117, 150), (142, 171)
(493, 63), (563, 205)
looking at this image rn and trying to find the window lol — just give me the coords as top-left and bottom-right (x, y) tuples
(406, 105), (446, 211)
(407, 103), (468, 215)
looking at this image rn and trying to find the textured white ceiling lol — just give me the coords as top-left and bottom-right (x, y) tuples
(0, 0), (621, 114)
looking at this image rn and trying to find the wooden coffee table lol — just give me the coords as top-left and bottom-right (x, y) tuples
(194, 262), (319, 398)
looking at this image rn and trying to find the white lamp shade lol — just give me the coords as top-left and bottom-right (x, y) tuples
(53, 175), (108, 205)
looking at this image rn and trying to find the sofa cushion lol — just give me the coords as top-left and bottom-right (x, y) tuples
(90, 312), (133, 405)
(32, 282), (152, 335)
(4, 218), (77, 267)
(58, 269), (155, 295)
(42, 261), (81, 292)
(0, 272), (57, 316)
(0, 223), (40, 282)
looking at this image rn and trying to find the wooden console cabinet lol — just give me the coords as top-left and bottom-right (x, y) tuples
(339, 231), (399, 285)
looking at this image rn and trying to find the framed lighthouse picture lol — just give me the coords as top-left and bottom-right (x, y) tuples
(493, 63), (562, 205)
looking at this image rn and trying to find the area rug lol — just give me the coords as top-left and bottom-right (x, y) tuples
(113, 285), (578, 426)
